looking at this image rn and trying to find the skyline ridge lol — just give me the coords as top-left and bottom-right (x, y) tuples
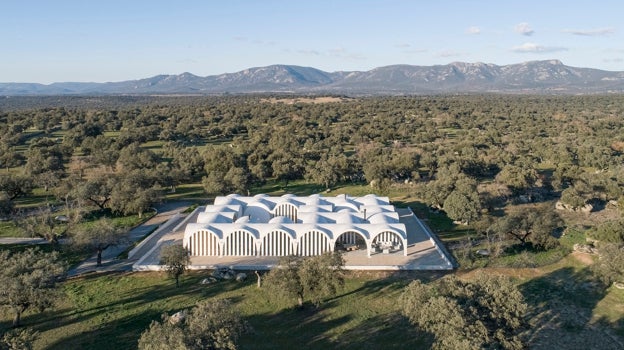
(2, 59), (624, 95)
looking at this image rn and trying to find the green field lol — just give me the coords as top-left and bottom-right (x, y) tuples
(0, 271), (431, 349)
(0, 253), (621, 349)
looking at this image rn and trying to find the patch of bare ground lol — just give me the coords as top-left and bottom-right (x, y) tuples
(261, 96), (353, 104)
(571, 251), (595, 265)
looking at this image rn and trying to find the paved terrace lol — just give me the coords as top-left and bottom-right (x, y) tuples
(133, 207), (455, 271)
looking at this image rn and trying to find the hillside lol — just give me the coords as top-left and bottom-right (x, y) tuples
(2, 60), (624, 95)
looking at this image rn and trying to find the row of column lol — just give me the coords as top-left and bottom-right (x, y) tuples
(186, 230), (403, 257)
(273, 204), (298, 222)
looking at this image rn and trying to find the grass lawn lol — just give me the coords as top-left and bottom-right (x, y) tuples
(1, 257), (620, 350)
(0, 271), (431, 350)
(0, 221), (22, 237)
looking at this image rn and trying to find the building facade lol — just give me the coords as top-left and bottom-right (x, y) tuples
(183, 194), (408, 258)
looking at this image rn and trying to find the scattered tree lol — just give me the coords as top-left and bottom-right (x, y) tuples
(71, 218), (127, 266)
(443, 190), (481, 224)
(400, 273), (528, 349)
(0, 248), (67, 327)
(591, 243), (624, 285)
(264, 252), (344, 308)
(138, 299), (247, 350)
(0, 174), (34, 201)
(490, 205), (563, 250)
(588, 219), (624, 244)
(160, 244), (190, 287)
(19, 207), (80, 243)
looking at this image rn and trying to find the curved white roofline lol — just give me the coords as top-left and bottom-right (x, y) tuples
(184, 194), (409, 257)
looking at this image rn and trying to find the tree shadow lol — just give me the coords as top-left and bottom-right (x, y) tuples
(520, 266), (624, 349)
(22, 271), (250, 349)
(240, 277), (433, 350)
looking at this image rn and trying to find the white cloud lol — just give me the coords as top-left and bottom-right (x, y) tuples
(297, 49), (321, 56)
(512, 42), (568, 53)
(466, 26), (481, 35)
(404, 48), (428, 54)
(603, 58), (623, 63)
(515, 22), (534, 36)
(395, 43), (411, 48)
(328, 47), (366, 60)
(564, 27), (615, 36)
(438, 50), (461, 58)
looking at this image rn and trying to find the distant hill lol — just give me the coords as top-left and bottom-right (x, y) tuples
(2, 60), (624, 95)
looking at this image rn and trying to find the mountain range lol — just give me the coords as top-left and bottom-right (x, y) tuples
(2, 60), (624, 95)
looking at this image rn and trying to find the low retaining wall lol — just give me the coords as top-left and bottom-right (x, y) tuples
(128, 213), (181, 259)
(408, 207), (458, 269)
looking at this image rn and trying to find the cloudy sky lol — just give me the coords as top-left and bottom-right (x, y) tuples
(2, 0), (622, 83)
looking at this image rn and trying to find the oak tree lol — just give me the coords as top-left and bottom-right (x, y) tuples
(0, 248), (67, 327)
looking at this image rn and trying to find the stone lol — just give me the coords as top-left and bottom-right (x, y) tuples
(573, 243), (597, 254)
(55, 215), (69, 222)
(169, 310), (187, 325)
(200, 277), (217, 285)
(235, 273), (247, 282)
(475, 249), (490, 256)
(580, 203), (593, 213)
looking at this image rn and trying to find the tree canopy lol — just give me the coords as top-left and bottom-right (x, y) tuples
(159, 244), (190, 288)
(138, 299), (247, 350)
(401, 273), (528, 350)
(264, 252), (345, 308)
(0, 248), (67, 327)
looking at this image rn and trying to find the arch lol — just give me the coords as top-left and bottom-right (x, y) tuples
(371, 230), (405, 254)
(298, 230), (332, 256)
(222, 229), (256, 256)
(335, 230), (369, 252)
(371, 230), (403, 245)
(273, 202), (298, 222)
(259, 229), (294, 256)
(186, 229), (220, 256)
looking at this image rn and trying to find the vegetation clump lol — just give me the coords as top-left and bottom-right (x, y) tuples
(138, 299), (247, 350)
(401, 273), (528, 349)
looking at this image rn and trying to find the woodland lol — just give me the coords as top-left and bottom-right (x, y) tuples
(0, 94), (623, 349)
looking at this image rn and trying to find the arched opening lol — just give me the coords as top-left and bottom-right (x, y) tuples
(371, 230), (404, 254)
(335, 230), (368, 252)
(298, 230), (332, 256)
(186, 230), (220, 256)
(273, 203), (298, 222)
(222, 229), (256, 256)
(259, 230), (294, 256)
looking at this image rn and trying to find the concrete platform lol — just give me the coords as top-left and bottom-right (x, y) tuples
(133, 207), (455, 271)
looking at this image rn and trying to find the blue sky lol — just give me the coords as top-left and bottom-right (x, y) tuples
(2, 0), (623, 83)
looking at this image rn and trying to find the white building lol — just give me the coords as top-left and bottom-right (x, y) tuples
(183, 194), (408, 258)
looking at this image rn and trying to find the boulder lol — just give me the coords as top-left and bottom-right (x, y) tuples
(580, 203), (593, 213)
(235, 273), (247, 282)
(555, 201), (568, 210)
(200, 277), (217, 285)
(573, 243), (597, 254)
(211, 267), (236, 280)
(169, 310), (187, 325)
(475, 249), (490, 256)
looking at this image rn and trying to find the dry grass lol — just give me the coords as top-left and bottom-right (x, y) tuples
(261, 97), (353, 104)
